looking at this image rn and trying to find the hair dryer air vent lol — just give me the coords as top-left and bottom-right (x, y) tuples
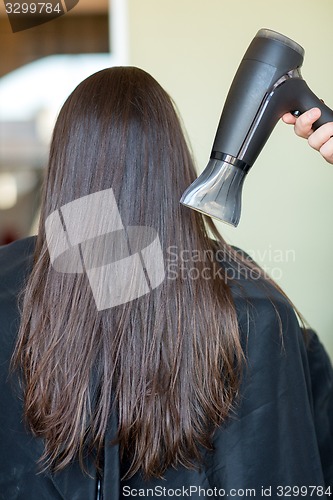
(180, 157), (248, 227)
(181, 28), (333, 226)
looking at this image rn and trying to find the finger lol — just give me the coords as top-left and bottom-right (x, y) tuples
(282, 112), (297, 125)
(307, 122), (333, 151)
(294, 108), (322, 138)
(319, 137), (333, 164)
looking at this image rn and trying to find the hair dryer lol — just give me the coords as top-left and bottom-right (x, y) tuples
(180, 28), (333, 226)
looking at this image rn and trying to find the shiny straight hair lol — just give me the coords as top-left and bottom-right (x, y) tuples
(13, 66), (249, 479)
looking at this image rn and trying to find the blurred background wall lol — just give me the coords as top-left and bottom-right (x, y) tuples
(0, 0), (332, 358)
(127, 0), (333, 358)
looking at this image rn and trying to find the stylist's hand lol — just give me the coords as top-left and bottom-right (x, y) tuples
(282, 107), (333, 164)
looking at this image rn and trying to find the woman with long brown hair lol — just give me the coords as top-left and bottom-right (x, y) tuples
(0, 67), (332, 499)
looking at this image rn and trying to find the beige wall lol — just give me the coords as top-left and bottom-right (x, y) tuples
(127, 0), (333, 357)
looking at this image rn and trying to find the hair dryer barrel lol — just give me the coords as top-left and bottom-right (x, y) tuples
(212, 29), (304, 165)
(180, 29), (333, 226)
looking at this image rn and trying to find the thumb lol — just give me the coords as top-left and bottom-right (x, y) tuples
(294, 108), (322, 138)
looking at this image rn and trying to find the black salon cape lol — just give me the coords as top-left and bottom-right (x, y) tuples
(0, 237), (332, 500)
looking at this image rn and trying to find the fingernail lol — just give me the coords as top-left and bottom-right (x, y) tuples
(308, 109), (315, 119)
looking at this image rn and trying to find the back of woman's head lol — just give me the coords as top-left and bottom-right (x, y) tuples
(42, 66), (198, 234)
(14, 66), (244, 479)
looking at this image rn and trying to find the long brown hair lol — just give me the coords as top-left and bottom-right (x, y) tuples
(13, 67), (247, 479)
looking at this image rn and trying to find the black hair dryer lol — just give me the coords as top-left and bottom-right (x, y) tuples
(180, 28), (333, 226)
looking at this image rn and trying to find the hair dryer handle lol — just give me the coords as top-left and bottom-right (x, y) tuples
(295, 82), (333, 130)
(239, 78), (333, 167)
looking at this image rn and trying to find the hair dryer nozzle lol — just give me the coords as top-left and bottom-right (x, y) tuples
(180, 158), (248, 227)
